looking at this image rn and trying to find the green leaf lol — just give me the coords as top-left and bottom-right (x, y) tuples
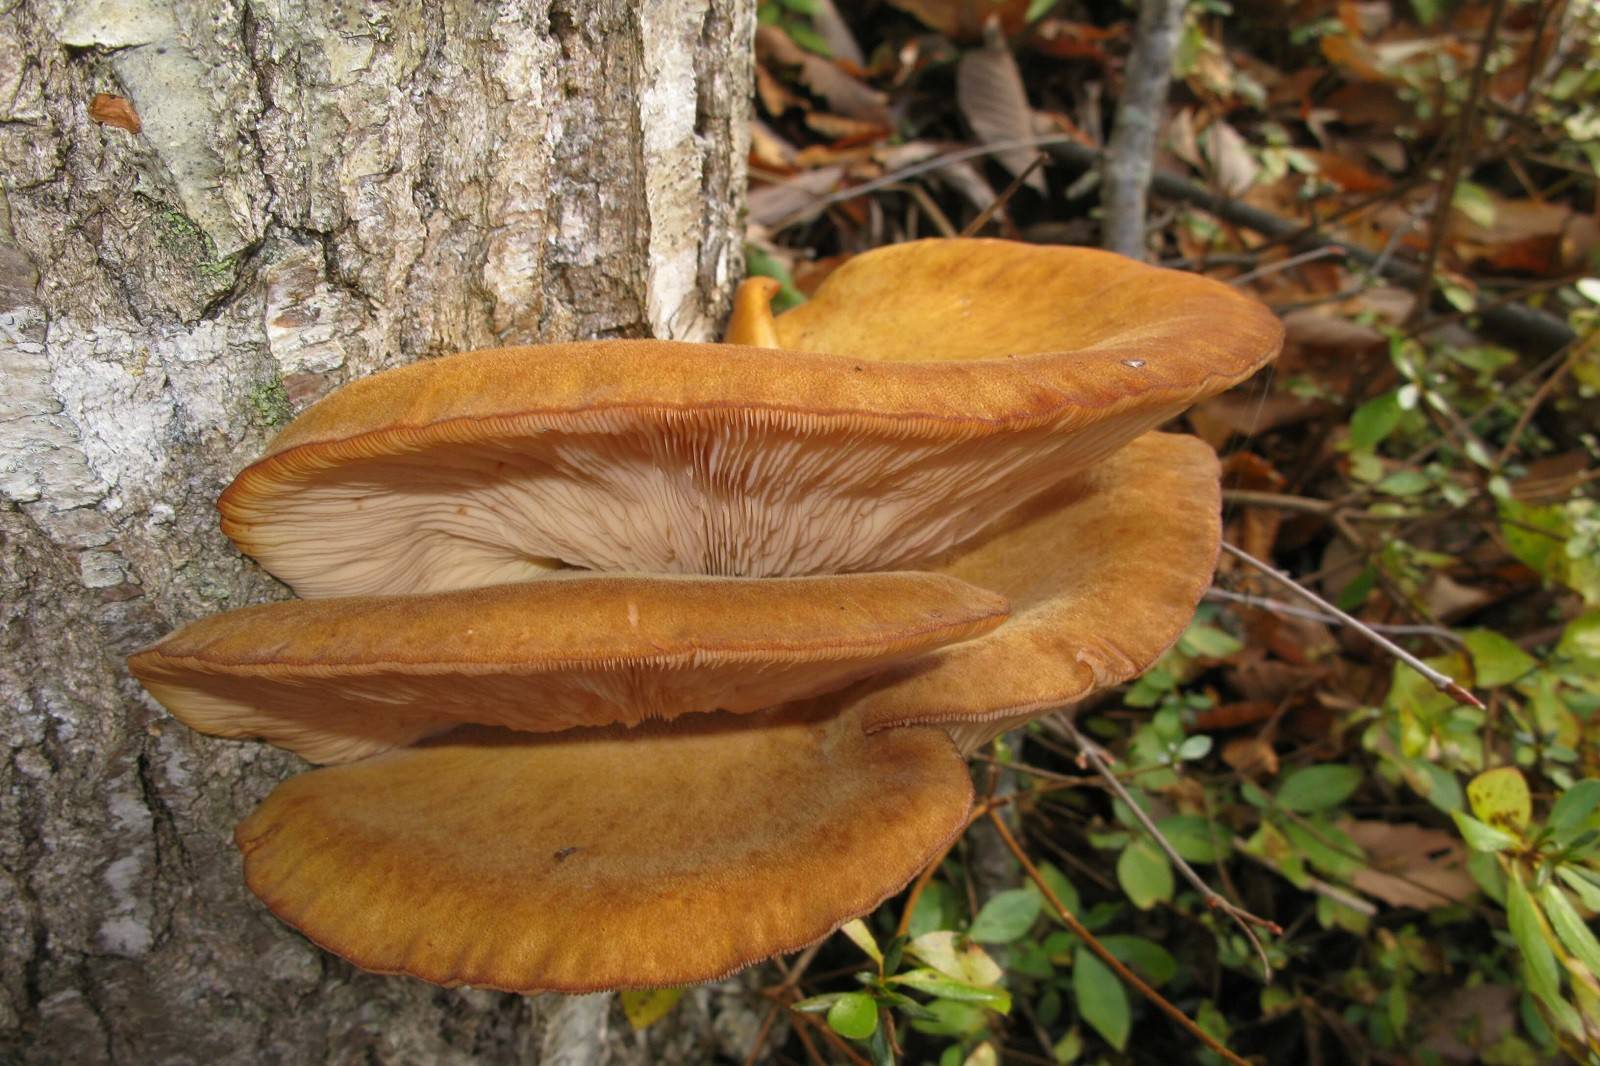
(1275, 765), (1362, 812)
(906, 879), (958, 938)
(1051, 1027), (1084, 1064)
(1179, 623), (1243, 658)
(1156, 814), (1229, 863)
(1176, 734), (1214, 761)
(888, 968), (1011, 1010)
(1558, 611), (1600, 672)
(1452, 180), (1498, 226)
(827, 992), (879, 1040)
(1550, 779), (1600, 837)
(968, 888), (1042, 943)
(1451, 811), (1519, 853)
(839, 918), (883, 966)
(1348, 391), (1405, 451)
(1467, 767), (1532, 833)
(1073, 948), (1130, 1051)
(782, 18), (832, 56)
(1462, 629), (1538, 687)
(792, 992), (846, 1013)
(1557, 866), (1600, 911)
(910, 999), (988, 1037)
(1033, 861), (1082, 921)
(1117, 839), (1174, 910)
(1098, 935), (1178, 987)
(1505, 876), (1561, 1004)
(620, 988), (684, 1030)
(1538, 882), (1600, 976)
(1375, 469), (1432, 496)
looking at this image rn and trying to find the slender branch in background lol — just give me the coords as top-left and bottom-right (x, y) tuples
(1043, 141), (1577, 351)
(1205, 587), (1464, 644)
(1040, 716), (1280, 981)
(1101, 0), (1187, 258)
(960, 153), (1048, 237)
(1493, 330), (1596, 470)
(986, 810), (1254, 1066)
(1407, 0), (1511, 326)
(1219, 542), (1485, 709)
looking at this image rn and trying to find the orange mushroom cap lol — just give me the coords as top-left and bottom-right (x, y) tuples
(128, 571), (1008, 763)
(234, 704), (973, 992)
(219, 238), (1281, 596)
(845, 432), (1224, 753)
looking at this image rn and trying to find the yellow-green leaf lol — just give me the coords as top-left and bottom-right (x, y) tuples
(839, 918), (882, 965)
(1539, 882), (1600, 977)
(1463, 629), (1538, 687)
(1468, 767), (1532, 834)
(620, 988), (684, 1031)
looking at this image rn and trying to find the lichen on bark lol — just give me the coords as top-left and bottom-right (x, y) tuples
(0, 1), (756, 1060)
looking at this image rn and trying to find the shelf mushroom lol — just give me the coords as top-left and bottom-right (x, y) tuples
(217, 238), (1280, 597)
(128, 571), (1009, 763)
(132, 237), (1282, 994)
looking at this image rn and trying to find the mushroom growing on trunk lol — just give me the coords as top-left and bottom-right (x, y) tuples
(130, 238), (1282, 993)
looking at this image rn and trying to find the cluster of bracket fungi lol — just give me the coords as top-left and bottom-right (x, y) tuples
(129, 238), (1282, 993)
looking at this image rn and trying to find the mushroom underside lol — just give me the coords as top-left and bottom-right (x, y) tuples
(235, 703), (973, 993)
(225, 408), (1175, 596)
(847, 432), (1225, 750)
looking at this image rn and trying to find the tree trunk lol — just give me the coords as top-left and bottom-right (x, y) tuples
(0, 2), (757, 1061)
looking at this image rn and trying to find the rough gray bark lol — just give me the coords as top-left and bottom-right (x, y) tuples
(0, 1), (759, 1061)
(1100, 0), (1186, 259)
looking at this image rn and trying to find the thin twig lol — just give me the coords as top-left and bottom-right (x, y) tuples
(1493, 332), (1594, 470)
(960, 153), (1048, 237)
(775, 134), (1080, 228)
(986, 809), (1254, 1066)
(1230, 836), (1378, 917)
(1042, 716), (1280, 981)
(1227, 246), (1347, 287)
(1220, 542), (1484, 709)
(1406, 0), (1510, 326)
(1205, 587), (1465, 644)
(1221, 489), (1334, 515)
(1043, 140), (1576, 352)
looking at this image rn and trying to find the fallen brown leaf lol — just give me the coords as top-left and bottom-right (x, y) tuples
(956, 27), (1047, 193)
(1341, 820), (1477, 909)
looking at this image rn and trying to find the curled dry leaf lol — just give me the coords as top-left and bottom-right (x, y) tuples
(1340, 821), (1477, 909)
(757, 25), (890, 126)
(1221, 735), (1280, 776)
(956, 28), (1048, 193)
(1202, 119), (1259, 198)
(886, 0), (1033, 41)
(89, 92), (141, 133)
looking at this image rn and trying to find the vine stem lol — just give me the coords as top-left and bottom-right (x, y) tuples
(986, 809), (1253, 1066)
(1041, 715), (1280, 981)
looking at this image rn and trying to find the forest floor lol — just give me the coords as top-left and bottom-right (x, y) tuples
(712, 1), (1600, 1063)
